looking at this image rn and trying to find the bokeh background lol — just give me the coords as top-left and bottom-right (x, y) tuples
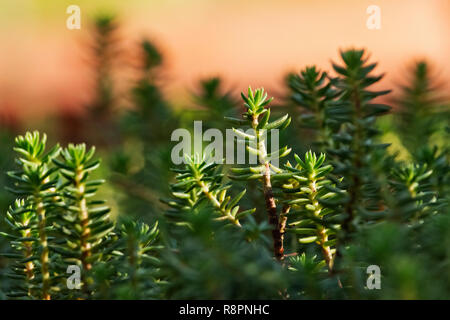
(0, 0), (449, 120)
(0, 0), (449, 300)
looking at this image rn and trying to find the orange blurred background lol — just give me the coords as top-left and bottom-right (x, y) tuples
(0, 0), (449, 119)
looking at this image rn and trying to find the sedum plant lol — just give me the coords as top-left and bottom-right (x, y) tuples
(3, 132), (60, 299)
(227, 87), (292, 260)
(88, 14), (118, 117)
(112, 38), (175, 225)
(1, 45), (450, 300)
(1, 199), (37, 298)
(160, 207), (286, 299)
(328, 49), (391, 234)
(280, 151), (345, 272)
(414, 145), (450, 209)
(225, 87), (348, 269)
(122, 38), (173, 143)
(390, 163), (439, 224)
(225, 87), (347, 270)
(286, 66), (343, 151)
(51, 144), (115, 297)
(1, 131), (163, 300)
(163, 154), (255, 227)
(394, 61), (449, 156)
(285, 50), (393, 239)
(392, 61), (449, 211)
(108, 217), (164, 299)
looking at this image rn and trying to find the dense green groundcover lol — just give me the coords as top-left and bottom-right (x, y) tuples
(0, 16), (449, 300)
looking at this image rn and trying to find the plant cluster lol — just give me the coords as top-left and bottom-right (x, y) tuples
(1, 132), (162, 299)
(0, 20), (449, 299)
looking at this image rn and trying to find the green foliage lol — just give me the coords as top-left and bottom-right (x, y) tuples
(121, 39), (173, 142)
(51, 144), (116, 298)
(111, 38), (174, 223)
(89, 13), (118, 116)
(105, 218), (164, 299)
(227, 87), (292, 260)
(391, 61), (450, 212)
(342, 214), (450, 299)
(1, 131), (163, 299)
(160, 208), (286, 299)
(286, 50), (394, 238)
(226, 87), (292, 182)
(163, 155), (255, 227)
(1, 40), (449, 300)
(0, 199), (37, 298)
(191, 77), (239, 129)
(394, 61), (449, 155)
(3, 131), (60, 299)
(280, 151), (345, 271)
(414, 146), (450, 206)
(286, 66), (342, 150)
(390, 162), (438, 223)
(328, 49), (392, 233)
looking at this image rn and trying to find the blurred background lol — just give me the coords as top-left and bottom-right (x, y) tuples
(0, 0), (449, 120)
